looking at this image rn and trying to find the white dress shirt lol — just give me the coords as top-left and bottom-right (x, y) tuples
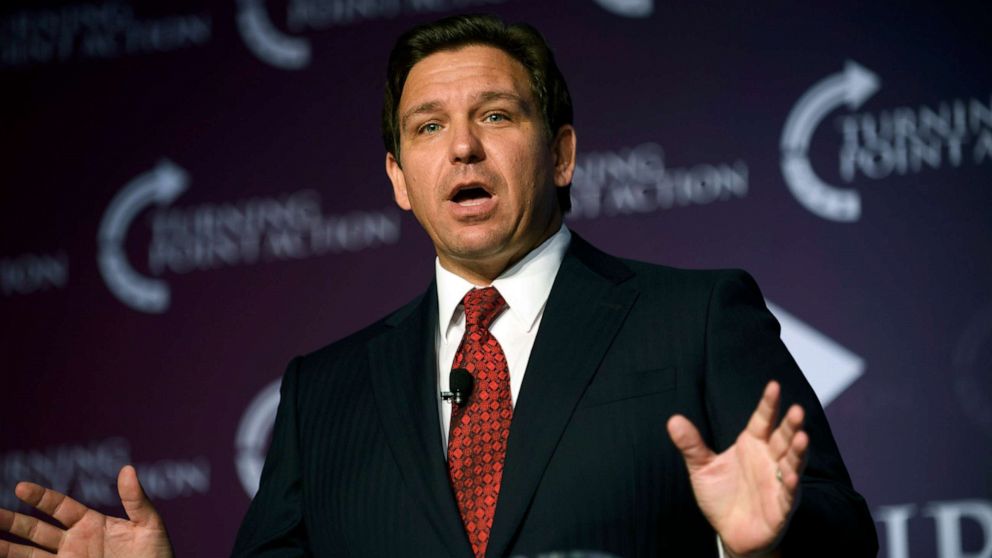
(434, 225), (571, 452)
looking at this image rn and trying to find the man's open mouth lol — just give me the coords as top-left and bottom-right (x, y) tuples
(451, 186), (493, 205)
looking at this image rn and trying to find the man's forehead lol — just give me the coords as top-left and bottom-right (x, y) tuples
(399, 45), (532, 107)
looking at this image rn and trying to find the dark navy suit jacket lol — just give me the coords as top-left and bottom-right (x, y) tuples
(232, 235), (878, 557)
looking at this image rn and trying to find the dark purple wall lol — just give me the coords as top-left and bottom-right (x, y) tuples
(2, 2), (990, 557)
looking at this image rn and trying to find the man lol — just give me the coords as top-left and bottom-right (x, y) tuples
(0, 14), (876, 558)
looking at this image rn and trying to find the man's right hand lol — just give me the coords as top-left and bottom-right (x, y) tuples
(0, 465), (174, 558)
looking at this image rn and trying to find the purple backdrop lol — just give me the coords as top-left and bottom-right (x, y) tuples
(2, 1), (990, 557)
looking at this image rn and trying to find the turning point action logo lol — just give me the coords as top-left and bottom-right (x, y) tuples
(236, 0), (508, 70)
(782, 61), (992, 222)
(593, 0), (653, 17)
(97, 159), (401, 313)
(780, 61), (879, 223)
(235, 379), (282, 498)
(236, 0), (310, 70)
(98, 160), (188, 314)
(237, 0), (652, 70)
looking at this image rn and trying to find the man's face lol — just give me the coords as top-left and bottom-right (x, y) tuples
(386, 45), (576, 282)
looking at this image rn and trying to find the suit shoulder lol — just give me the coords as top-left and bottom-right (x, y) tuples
(569, 232), (759, 297)
(293, 292), (426, 375)
(619, 258), (761, 299)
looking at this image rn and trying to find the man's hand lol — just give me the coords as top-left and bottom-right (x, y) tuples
(667, 381), (808, 558)
(0, 465), (174, 558)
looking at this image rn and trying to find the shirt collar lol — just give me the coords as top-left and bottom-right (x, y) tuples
(436, 225), (571, 342)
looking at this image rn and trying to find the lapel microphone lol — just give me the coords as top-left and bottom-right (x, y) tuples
(441, 368), (474, 405)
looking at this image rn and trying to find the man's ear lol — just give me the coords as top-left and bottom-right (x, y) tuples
(551, 125), (577, 187)
(385, 152), (411, 211)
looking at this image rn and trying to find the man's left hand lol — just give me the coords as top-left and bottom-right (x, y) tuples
(666, 380), (808, 558)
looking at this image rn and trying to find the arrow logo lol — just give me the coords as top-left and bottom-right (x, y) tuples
(97, 160), (188, 313)
(235, 379), (282, 497)
(236, 0), (311, 70)
(592, 0), (654, 17)
(767, 301), (866, 406)
(780, 61), (880, 222)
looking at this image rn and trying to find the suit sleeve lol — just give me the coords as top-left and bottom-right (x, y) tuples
(702, 270), (878, 556)
(231, 357), (311, 557)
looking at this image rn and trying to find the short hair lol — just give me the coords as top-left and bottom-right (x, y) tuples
(382, 14), (574, 211)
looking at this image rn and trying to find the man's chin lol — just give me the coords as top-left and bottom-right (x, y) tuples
(444, 243), (507, 266)
(438, 222), (556, 273)
(436, 233), (516, 276)
(444, 228), (507, 257)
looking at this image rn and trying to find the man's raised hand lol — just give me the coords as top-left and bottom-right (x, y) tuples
(666, 381), (808, 558)
(0, 465), (174, 558)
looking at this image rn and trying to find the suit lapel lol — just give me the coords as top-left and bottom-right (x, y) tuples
(368, 284), (473, 558)
(487, 234), (639, 558)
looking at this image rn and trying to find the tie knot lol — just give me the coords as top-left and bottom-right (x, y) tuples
(462, 287), (506, 330)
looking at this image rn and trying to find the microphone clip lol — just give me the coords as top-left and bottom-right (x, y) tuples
(440, 391), (468, 405)
(443, 368), (474, 406)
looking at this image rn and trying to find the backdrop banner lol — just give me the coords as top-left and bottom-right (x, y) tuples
(2, 2), (990, 557)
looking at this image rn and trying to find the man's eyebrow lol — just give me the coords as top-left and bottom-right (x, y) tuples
(401, 101), (443, 131)
(400, 91), (535, 130)
(478, 91), (533, 113)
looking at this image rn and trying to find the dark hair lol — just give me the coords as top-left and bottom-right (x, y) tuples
(382, 14), (574, 211)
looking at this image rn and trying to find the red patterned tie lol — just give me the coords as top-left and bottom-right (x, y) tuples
(447, 287), (513, 558)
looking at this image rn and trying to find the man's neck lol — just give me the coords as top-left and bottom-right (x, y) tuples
(440, 256), (526, 286)
(439, 217), (564, 286)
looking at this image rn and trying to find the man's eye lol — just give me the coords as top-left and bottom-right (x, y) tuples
(484, 113), (508, 123)
(418, 122), (441, 134)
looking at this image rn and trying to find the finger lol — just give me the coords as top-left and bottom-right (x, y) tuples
(118, 465), (161, 527)
(14, 484), (88, 528)
(0, 539), (57, 558)
(789, 430), (809, 475)
(778, 431), (809, 490)
(744, 381), (780, 440)
(782, 445), (802, 474)
(666, 414), (716, 473)
(0, 508), (64, 552)
(779, 464), (801, 492)
(769, 404), (805, 459)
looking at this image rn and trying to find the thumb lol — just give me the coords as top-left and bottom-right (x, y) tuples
(667, 414), (715, 473)
(118, 465), (161, 526)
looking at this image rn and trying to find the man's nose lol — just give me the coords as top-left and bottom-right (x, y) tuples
(448, 121), (485, 164)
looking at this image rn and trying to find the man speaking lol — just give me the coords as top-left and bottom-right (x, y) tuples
(0, 14), (877, 558)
